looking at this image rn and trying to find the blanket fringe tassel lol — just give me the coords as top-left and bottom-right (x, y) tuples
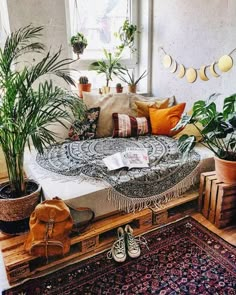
(107, 163), (202, 213)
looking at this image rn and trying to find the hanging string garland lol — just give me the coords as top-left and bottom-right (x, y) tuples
(160, 47), (236, 83)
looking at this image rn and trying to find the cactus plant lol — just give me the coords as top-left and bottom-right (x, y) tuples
(78, 76), (91, 98)
(79, 76), (89, 84)
(116, 83), (123, 93)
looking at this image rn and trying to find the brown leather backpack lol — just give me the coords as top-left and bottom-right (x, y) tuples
(24, 198), (73, 258)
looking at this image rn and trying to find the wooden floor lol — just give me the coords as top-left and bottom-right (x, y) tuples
(191, 212), (236, 246)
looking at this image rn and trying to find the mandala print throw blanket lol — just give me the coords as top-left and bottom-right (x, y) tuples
(36, 136), (201, 211)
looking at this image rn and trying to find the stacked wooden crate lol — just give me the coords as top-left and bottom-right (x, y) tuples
(199, 171), (236, 228)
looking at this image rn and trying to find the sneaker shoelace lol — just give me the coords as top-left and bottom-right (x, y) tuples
(107, 236), (125, 259)
(127, 234), (150, 251)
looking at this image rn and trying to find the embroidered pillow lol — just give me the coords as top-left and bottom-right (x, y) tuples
(112, 113), (150, 138)
(149, 103), (186, 136)
(68, 107), (100, 141)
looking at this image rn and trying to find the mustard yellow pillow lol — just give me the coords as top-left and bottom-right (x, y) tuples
(173, 109), (203, 141)
(149, 103), (186, 136)
(135, 98), (169, 118)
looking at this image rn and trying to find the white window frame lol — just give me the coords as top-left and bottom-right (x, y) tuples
(65, 0), (139, 71)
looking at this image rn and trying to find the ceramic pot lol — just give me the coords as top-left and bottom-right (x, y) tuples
(102, 86), (110, 94)
(214, 156), (236, 184)
(78, 83), (91, 98)
(128, 84), (137, 93)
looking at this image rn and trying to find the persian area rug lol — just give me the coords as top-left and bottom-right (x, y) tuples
(36, 136), (201, 211)
(3, 217), (236, 295)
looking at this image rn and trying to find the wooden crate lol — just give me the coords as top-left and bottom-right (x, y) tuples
(0, 208), (152, 284)
(198, 171), (218, 213)
(151, 190), (199, 226)
(199, 172), (236, 228)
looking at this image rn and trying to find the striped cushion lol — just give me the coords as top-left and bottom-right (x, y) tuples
(112, 113), (150, 138)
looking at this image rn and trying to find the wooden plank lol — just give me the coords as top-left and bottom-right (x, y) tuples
(221, 195), (236, 211)
(202, 175), (217, 218)
(208, 179), (221, 223)
(198, 171), (216, 211)
(151, 190), (198, 226)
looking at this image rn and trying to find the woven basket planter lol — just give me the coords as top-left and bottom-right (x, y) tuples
(0, 180), (41, 234)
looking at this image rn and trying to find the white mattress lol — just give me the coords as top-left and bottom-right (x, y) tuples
(24, 144), (215, 218)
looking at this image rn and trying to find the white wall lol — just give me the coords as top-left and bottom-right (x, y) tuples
(152, 0), (236, 110)
(0, 0), (10, 48)
(7, 0), (69, 57)
(3, 0), (236, 110)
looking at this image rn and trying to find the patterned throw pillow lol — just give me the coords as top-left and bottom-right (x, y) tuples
(68, 107), (100, 141)
(112, 113), (150, 138)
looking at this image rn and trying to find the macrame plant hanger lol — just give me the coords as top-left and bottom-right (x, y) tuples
(72, 0), (83, 59)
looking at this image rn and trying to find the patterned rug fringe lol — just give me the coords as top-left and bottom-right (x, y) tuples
(107, 163), (201, 213)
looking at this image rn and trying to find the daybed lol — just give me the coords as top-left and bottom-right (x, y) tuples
(24, 92), (215, 218)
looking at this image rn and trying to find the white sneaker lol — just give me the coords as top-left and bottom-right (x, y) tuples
(124, 224), (141, 259)
(108, 227), (127, 263)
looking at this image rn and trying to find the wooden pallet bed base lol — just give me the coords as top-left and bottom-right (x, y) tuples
(0, 190), (199, 285)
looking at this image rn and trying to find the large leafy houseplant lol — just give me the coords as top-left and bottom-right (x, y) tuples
(173, 94), (236, 183)
(0, 26), (84, 200)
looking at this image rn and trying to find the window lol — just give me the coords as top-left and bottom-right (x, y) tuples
(66, 0), (139, 90)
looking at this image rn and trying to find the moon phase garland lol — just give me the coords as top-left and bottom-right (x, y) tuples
(160, 47), (236, 83)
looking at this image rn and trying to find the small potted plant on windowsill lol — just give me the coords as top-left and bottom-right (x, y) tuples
(78, 76), (91, 98)
(118, 68), (147, 93)
(89, 49), (125, 94)
(172, 93), (236, 184)
(70, 32), (88, 59)
(116, 83), (123, 93)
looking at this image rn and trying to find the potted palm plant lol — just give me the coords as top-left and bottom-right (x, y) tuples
(89, 49), (125, 94)
(0, 25), (85, 234)
(70, 32), (88, 59)
(173, 94), (236, 184)
(118, 68), (147, 93)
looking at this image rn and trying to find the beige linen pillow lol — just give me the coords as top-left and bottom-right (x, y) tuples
(83, 92), (131, 138)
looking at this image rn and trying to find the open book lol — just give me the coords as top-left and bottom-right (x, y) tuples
(103, 148), (149, 171)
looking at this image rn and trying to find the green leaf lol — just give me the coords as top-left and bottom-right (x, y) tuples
(223, 94), (236, 119)
(171, 113), (192, 131)
(177, 135), (196, 157)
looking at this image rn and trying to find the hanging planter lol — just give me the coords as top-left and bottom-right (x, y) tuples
(70, 32), (88, 59)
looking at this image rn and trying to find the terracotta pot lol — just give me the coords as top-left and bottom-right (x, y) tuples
(214, 156), (236, 184)
(78, 83), (91, 98)
(116, 87), (123, 93)
(128, 84), (137, 93)
(0, 180), (41, 234)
